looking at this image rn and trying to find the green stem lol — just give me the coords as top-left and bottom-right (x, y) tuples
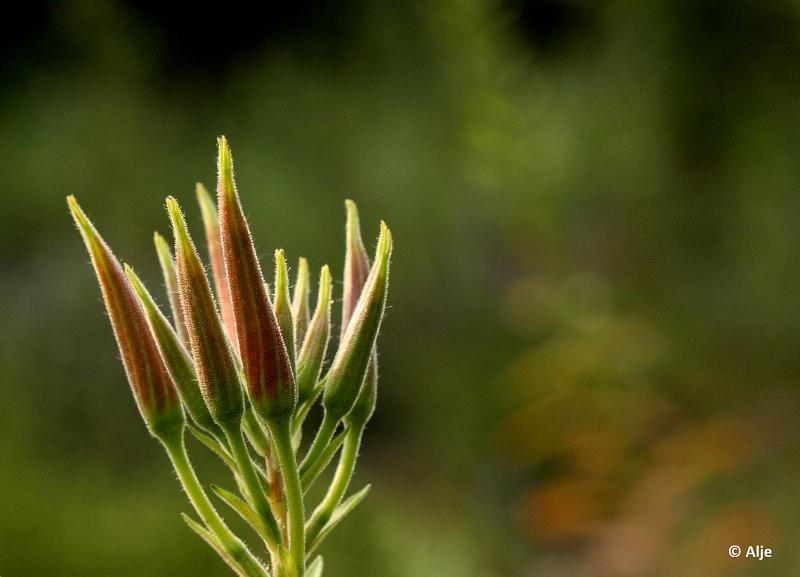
(305, 425), (363, 544)
(224, 423), (282, 550)
(270, 417), (306, 576)
(162, 433), (270, 577)
(298, 411), (338, 480)
(301, 427), (348, 492)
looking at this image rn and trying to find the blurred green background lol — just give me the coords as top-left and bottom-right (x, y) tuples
(3, 0), (800, 575)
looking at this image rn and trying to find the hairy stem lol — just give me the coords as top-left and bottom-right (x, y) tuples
(298, 411), (338, 480)
(224, 423), (282, 550)
(162, 433), (270, 577)
(270, 417), (306, 576)
(305, 425), (363, 544)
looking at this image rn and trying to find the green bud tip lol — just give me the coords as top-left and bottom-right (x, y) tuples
(292, 256), (311, 344)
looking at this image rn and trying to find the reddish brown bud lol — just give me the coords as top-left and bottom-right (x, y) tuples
(167, 196), (244, 427)
(196, 182), (237, 349)
(341, 200), (371, 336)
(68, 196), (183, 438)
(216, 136), (296, 422)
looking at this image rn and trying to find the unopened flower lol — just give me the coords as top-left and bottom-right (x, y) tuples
(196, 182), (237, 348)
(153, 231), (189, 346)
(322, 222), (392, 420)
(291, 257), (310, 345)
(68, 196), (184, 439)
(296, 265), (332, 406)
(341, 200), (379, 429)
(167, 196), (244, 429)
(216, 136), (295, 423)
(125, 264), (222, 438)
(273, 249), (296, 372)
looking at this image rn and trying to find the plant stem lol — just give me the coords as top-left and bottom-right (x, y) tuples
(305, 425), (363, 544)
(224, 422), (282, 550)
(162, 433), (270, 577)
(270, 417), (306, 575)
(298, 411), (338, 480)
(300, 427), (347, 492)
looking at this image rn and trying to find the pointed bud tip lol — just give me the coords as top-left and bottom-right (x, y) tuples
(216, 136), (236, 201)
(319, 265), (332, 300)
(67, 195), (87, 223)
(165, 197), (190, 243)
(195, 182), (218, 227)
(345, 200), (362, 237)
(378, 221), (393, 253)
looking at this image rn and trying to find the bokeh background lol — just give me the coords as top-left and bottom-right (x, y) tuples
(3, 0), (800, 575)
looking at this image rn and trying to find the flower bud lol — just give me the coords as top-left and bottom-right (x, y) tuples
(273, 249), (296, 371)
(341, 200), (371, 335)
(124, 264), (222, 438)
(291, 257), (310, 345)
(340, 201), (378, 428)
(296, 265), (332, 406)
(153, 232), (189, 346)
(196, 182), (237, 349)
(67, 196), (184, 438)
(322, 222), (392, 419)
(216, 136), (296, 422)
(167, 196), (244, 428)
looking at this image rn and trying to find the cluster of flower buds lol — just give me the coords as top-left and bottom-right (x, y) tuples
(68, 137), (392, 577)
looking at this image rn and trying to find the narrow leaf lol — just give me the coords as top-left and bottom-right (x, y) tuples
(306, 555), (324, 577)
(306, 485), (371, 556)
(212, 485), (274, 544)
(187, 424), (237, 473)
(181, 513), (250, 577)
